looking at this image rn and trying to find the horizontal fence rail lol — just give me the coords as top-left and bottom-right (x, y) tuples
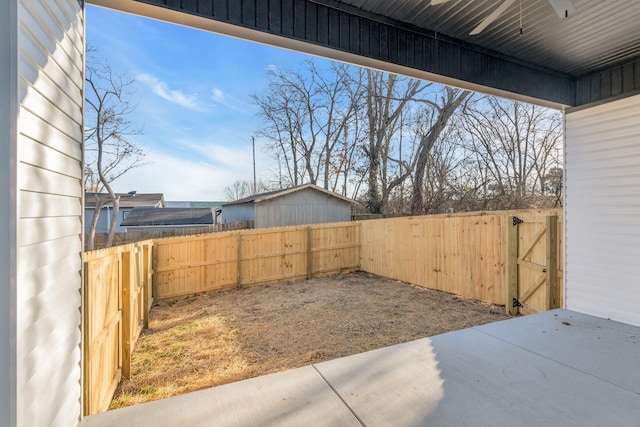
(360, 209), (563, 306)
(152, 222), (361, 299)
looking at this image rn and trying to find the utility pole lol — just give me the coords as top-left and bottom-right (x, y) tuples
(252, 136), (257, 194)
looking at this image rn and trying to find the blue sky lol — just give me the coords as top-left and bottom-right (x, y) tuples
(87, 5), (326, 201)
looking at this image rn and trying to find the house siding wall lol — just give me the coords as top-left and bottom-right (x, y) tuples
(1, 0), (18, 424)
(15, 1), (84, 426)
(221, 204), (256, 224)
(84, 207), (134, 234)
(255, 188), (351, 228)
(84, 208), (109, 234)
(565, 94), (640, 327)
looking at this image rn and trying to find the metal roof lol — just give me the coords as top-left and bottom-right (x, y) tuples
(223, 184), (358, 206)
(165, 201), (225, 208)
(320, 0), (640, 77)
(121, 207), (214, 226)
(84, 192), (165, 208)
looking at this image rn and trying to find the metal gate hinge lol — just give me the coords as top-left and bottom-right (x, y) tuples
(512, 298), (523, 308)
(512, 217), (524, 226)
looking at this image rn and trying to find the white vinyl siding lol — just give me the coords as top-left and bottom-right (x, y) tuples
(15, 1), (84, 426)
(565, 94), (640, 327)
(1, 0), (18, 424)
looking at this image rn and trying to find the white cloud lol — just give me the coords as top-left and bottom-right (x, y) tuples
(111, 145), (264, 201)
(266, 64), (279, 73)
(212, 88), (224, 102)
(210, 87), (244, 111)
(179, 141), (254, 169)
(137, 73), (209, 112)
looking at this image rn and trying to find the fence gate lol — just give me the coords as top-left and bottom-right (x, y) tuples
(506, 215), (559, 315)
(83, 252), (123, 415)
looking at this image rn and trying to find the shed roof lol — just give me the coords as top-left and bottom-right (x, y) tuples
(121, 207), (214, 227)
(85, 192), (165, 208)
(223, 184), (357, 206)
(165, 201), (225, 208)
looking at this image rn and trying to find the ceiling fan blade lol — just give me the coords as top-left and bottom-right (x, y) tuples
(430, 0), (451, 4)
(547, 0), (576, 18)
(470, 0), (517, 35)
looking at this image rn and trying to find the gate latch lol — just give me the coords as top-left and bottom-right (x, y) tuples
(513, 216), (524, 226)
(512, 298), (523, 308)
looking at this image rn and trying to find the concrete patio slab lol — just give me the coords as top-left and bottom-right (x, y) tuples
(81, 310), (640, 427)
(316, 326), (640, 426)
(80, 365), (361, 427)
(474, 308), (640, 393)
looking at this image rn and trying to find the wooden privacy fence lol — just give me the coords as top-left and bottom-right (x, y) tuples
(360, 209), (563, 308)
(83, 240), (153, 415)
(153, 222), (361, 299)
(82, 210), (563, 415)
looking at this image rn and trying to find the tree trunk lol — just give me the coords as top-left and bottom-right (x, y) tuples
(106, 194), (120, 248)
(86, 196), (104, 251)
(411, 89), (469, 215)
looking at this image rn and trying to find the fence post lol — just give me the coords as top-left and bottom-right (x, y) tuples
(121, 250), (132, 380)
(506, 216), (519, 315)
(82, 261), (90, 416)
(152, 244), (159, 303)
(142, 243), (151, 329)
(237, 232), (242, 288)
(546, 215), (558, 309)
(307, 227), (313, 279)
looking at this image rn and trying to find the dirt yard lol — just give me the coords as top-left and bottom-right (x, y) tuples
(110, 271), (508, 409)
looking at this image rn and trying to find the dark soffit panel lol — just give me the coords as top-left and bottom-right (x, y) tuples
(331, 0), (640, 78)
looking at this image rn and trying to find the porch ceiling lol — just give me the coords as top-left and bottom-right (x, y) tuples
(317, 0), (640, 78)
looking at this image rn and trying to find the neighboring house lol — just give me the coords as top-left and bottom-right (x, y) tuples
(84, 192), (165, 234)
(165, 200), (225, 208)
(164, 202), (225, 224)
(121, 207), (214, 232)
(219, 184), (357, 228)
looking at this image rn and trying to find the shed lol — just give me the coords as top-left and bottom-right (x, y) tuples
(220, 184), (356, 228)
(84, 192), (165, 234)
(120, 207), (214, 232)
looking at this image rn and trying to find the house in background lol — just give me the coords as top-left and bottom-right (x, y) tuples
(84, 192), (165, 234)
(121, 207), (214, 232)
(165, 200), (225, 208)
(219, 184), (357, 228)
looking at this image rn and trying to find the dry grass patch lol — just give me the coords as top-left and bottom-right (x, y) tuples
(110, 271), (508, 409)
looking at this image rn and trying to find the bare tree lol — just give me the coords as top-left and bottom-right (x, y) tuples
(223, 179), (273, 201)
(224, 180), (252, 201)
(410, 87), (470, 215)
(253, 62), (471, 213)
(84, 48), (146, 249)
(461, 97), (562, 209)
(253, 60), (362, 193)
(359, 70), (432, 214)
